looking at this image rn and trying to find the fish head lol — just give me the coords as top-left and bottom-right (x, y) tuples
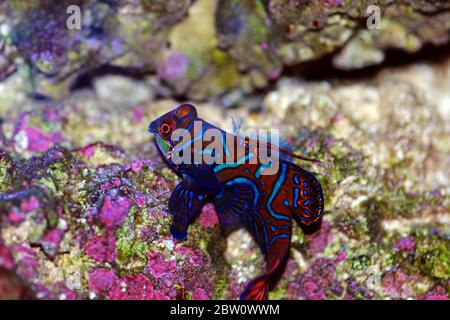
(149, 103), (198, 137)
(149, 103), (198, 158)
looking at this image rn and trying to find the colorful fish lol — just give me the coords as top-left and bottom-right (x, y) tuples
(149, 103), (324, 300)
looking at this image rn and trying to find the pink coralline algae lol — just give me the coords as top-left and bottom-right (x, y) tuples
(85, 235), (116, 264)
(192, 287), (209, 300)
(335, 251), (346, 263)
(153, 290), (170, 300)
(52, 281), (78, 300)
(324, 0), (343, 7)
(41, 229), (64, 256)
(111, 178), (121, 187)
(421, 285), (449, 300)
(174, 246), (205, 268)
(21, 127), (62, 153)
(268, 68), (282, 81)
(395, 236), (416, 254)
(108, 274), (154, 300)
(227, 274), (246, 299)
(307, 219), (332, 255)
(42, 229), (63, 246)
(20, 196), (40, 213)
(148, 208), (169, 219)
(88, 268), (119, 294)
(157, 51), (189, 81)
(100, 182), (110, 191)
(133, 107), (145, 123)
(381, 269), (413, 298)
(12, 244), (36, 256)
(188, 250), (204, 267)
(8, 210), (25, 223)
(43, 108), (63, 122)
(287, 258), (338, 300)
(17, 256), (39, 279)
(35, 282), (78, 300)
(142, 244), (214, 300)
(147, 251), (177, 278)
(131, 160), (143, 173)
(134, 193), (146, 208)
(99, 196), (132, 230)
(174, 246), (191, 256)
(0, 246), (14, 270)
(139, 226), (157, 243)
(78, 144), (96, 158)
(346, 279), (374, 299)
(197, 203), (219, 228)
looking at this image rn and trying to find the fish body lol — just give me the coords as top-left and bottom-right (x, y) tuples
(149, 103), (324, 300)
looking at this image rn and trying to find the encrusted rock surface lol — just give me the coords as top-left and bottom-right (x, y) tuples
(1, 56), (449, 299)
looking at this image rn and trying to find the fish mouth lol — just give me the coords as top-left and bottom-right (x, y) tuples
(148, 120), (159, 135)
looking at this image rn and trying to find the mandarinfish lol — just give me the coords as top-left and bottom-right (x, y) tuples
(149, 103), (324, 300)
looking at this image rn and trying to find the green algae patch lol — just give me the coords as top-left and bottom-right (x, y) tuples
(0, 156), (13, 193)
(408, 233), (450, 280)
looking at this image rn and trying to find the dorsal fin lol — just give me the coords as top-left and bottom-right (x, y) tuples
(241, 136), (321, 164)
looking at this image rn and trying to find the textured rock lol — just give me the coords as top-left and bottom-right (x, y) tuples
(0, 142), (227, 299)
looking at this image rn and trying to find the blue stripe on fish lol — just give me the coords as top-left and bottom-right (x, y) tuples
(214, 153), (255, 173)
(293, 188), (299, 208)
(267, 233), (290, 251)
(255, 161), (272, 179)
(267, 163), (290, 221)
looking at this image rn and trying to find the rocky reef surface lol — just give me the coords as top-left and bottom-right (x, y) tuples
(0, 0), (449, 300)
(1, 57), (449, 299)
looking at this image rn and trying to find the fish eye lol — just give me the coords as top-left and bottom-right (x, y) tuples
(160, 123), (171, 134)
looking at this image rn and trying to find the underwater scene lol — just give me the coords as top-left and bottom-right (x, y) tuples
(0, 0), (449, 300)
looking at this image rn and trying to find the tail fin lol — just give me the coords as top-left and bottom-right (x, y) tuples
(240, 274), (270, 300)
(240, 259), (285, 300)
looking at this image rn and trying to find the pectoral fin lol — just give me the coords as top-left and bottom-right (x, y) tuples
(168, 182), (207, 241)
(213, 181), (257, 234)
